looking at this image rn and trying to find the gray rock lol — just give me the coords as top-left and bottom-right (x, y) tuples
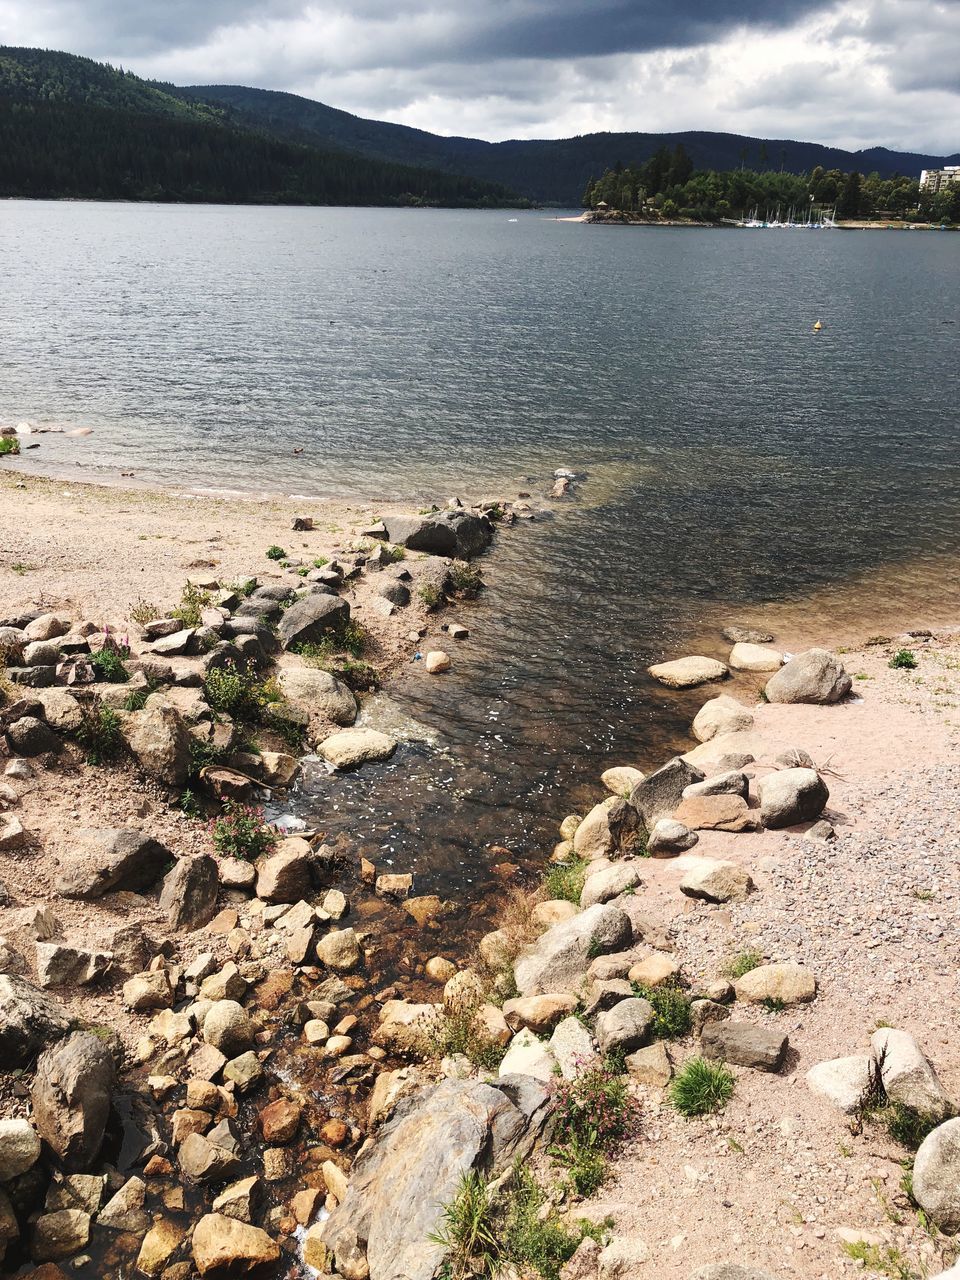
(0, 973), (72, 1066)
(276, 668), (357, 726)
(757, 768), (829, 829)
(764, 648), (852, 704)
(646, 819), (699, 857)
(514, 903), (633, 997)
(691, 695), (755, 744)
(202, 1001), (254, 1058)
(36, 943), (112, 988)
(119, 703), (191, 786)
(378, 580), (411, 607)
(721, 627), (774, 645)
(549, 1016), (598, 1080)
(913, 1118), (960, 1234)
(682, 771), (749, 801)
(277, 594), (350, 650)
(582, 979), (635, 1018)
(773, 747), (816, 769)
(178, 1132), (242, 1184)
(8, 666), (57, 689)
(689, 999), (731, 1036)
(572, 797), (642, 860)
(32, 1031), (116, 1170)
(691, 1266), (778, 1280)
(804, 820), (836, 843)
(679, 858), (754, 904)
(55, 828), (173, 899)
(383, 510), (493, 560)
(159, 855), (220, 930)
(701, 1022), (788, 1072)
(30, 1208), (91, 1262)
(7, 715), (61, 754)
(872, 1028), (950, 1117)
(806, 1055), (877, 1114)
(580, 863), (641, 909)
(321, 1076), (548, 1280)
(630, 758), (705, 825)
(595, 998), (655, 1054)
(0, 1117), (41, 1180)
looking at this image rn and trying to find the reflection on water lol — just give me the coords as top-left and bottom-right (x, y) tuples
(3, 203), (960, 912)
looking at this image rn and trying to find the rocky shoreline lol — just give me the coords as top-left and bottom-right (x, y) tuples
(1, 469), (959, 1280)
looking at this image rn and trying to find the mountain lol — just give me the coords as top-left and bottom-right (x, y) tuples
(0, 47), (522, 207)
(181, 83), (960, 205)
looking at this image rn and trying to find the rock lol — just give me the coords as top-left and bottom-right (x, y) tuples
(733, 963), (816, 1006)
(45, 1173), (106, 1214)
(701, 1022), (788, 1071)
(503, 994), (578, 1034)
(531, 900), (579, 928)
(31, 1209), (91, 1262)
(32, 1031), (115, 1171)
(549, 1016), (597, 1080)
(496, 1027), (555, 1081)
(98, 1176), (149, 1232)
(7, 716), (61, 755)
(728, 642), (783, 671)
(692, 694), (756, 744)
(648, 656), (728, 689)
(36, 943), (112, 988)
(680, 858), (754, 904)
(30, 689), (83, 732)
(119, 703), (191, 785)
(514, 903), (633, 997)
(580, 862), (641, 908)
(0, 973), (72, 1065)
(319, 727), (397, 770)
(673, 794), (757, 832)
(256, 842), (314, 902)
(689, 999), (731, 1036)
(202, 1001), (255, 1057)
(561, 1237), (601, 1280)
(646, 819), (698, 857)
(276, 668), (357, 726)
(682, 770), (749, 801)
(573, 797), (642, 860)
(913, 1118), (960, 1233)
(474, 1003), (511, 1047)
(630, 758), (705, 825)
(317, 928), (362, 973)
(136, 1220), (186, 1277)
(871, 1028), (950, 1117)
(277, 593), (350, 650)
(598, 1237), (650, 1277)
(179, 1134), (242, 1185)
(756, 768), (829, 829)
(804, 819), (836, 843)
(258, 750), (299, 787)
(383, 510), (492, 559)
(191, 1213), (280, 1275)
(625, 1041), (673, 1085)
(160, 855), (219, 930)
(222, 1051), (263, 1091)
(0, 1117), (41, 1180)
(0, 814), (26, 850)
(806, 1055), (877, 1113)
(425, 957), (457, 984)
(424, 650), (451, 674)
(691, 1267), (778, 1280)
(595, 997), (655, 1054)
(212, 1175), (261, 1222)
(722, 626), (774, 645)
(627, 953), (680, 987)
(24, 613), (71, 642)
(600, 766), (644, 796)
(376, 873), (413, 899)
(54, 828), (172, 900)
(260, 1099), (301, 1144)
(322, 888), (349, 919)
(764, 648), (852, 704)
(321, 1077), (549, 1280)
(478, 929), (513, 969)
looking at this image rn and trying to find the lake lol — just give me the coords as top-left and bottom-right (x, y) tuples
(3, 201), (959, 903)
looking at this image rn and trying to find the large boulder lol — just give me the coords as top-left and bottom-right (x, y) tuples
(159, 855), (219, 930)
(871, 1028), (950, 1117)
(32, 1031), (115, 1171)
(764, 648), (851, 704)
(54, 828), (173, 900)
(319, 728), (397, 770)
(573, 798), (642, 860)
(513, 903), (633, 997)
(756, 768), (829, 829)
(36, 943), (112, 988)
(630, 758), (705, 826)
(31, 689), (84, 733)
(202, 1001), (254, 1058)
(691, 695), (755, 744)
(648, 656), (728, 689)
(913, 1118), (960, 1234)
(276, 668), (357, 726)
(806, 1055), (877, 1113)
(119, 704), (191, 786)
(498, 1028), (556, 1082)
(277, 594), (350, 651)
(383, 511), (493, 560)
(321, 1076), (549, 1280)
(0, 973), (72, 1066)
(255, 839), (315, 902)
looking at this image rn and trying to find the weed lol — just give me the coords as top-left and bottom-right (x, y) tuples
(727, 1137), (745, 1154)
(421, 989), (506, 1071)
(632, 983), (692, 1040)
(383, 545), (406, 562)
(879, 1102), (949, 1151)
(337, 659), (380, 692)
(188, 736), (230, 777)
(855, 672), (873, 681)
(668, 1057), (734, 1117)
(210, 802), (279, 861)
(430, 1171), (499, 1280)
(550, 1135), (607, 1197)
(722, 950), (764, 980)
(203, 661), (278, 720)
(839, 1241), (918, 1280)
(91, 640), (131, 683)
(129, 596), (160, 626)
(419, 584), (442, 610)
(122, 688), (149, 712)
(179, 789), (201, 818)
(761, 996), (786, 1014)
(912, 889), (935, 902)
(449, 560), (483, 598)
(0, 436), (21, 456)
(552, 1062), (639, 1153)
(503, 1163), (607, 1280)
(542, 856), (589, 905)
(312, 556), (329, 569)
(226, 578), (257, 598)
(171, 581), (212, 628)
(265, 545), (287, 561)
(297, 566), (309, 577)
(76, 702), (124, 766)
(889, 649), (918, 670)
(294, 619), (369, 665)
(866, 635), (892, 646)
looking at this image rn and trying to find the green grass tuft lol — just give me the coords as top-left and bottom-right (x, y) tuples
(889, 649), (918, 670)
(722, 949), (764, 980)
(668, 1057), (734, 1117)
(542, 855), (589, 905)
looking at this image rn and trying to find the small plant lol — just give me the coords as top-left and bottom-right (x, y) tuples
(210, 802), (278, 861)
(855, 672), (873, 681)
(226, 578), (257, 598)
(542, 855), (589, 905)
(551, 1136), (607, 1197)
(722, 949), (764, 980)
(171, 581), (212, 628)
(90, 635), (131, 683)
(0, 436), (21, 456)
(337, 659), (380, 692)
(421, 989), (506, 1071)
(293, 619), (368, 665)
(312, 556), (329, 569)
(429, 1171), (499, 1280)
(839, 1240), (918, 1280)
(122, 688), (149, 712)
(875, 1101), (949, 1151)
(129, 597), (160, 626)
(265, 545), (287, 561)
(419, 583), (442, 610)
(552, 1062), (639, 1151)
(76, 701), (124, 766)
(449, 560), (483, 598)
(866, 635), (892, 646)
(502, 1163), (607, 1280)
(889, 649), (918, 670)
(633, 983), (692, 1040)
(668, 1057), (735, 1117)
(760, 996), (786, 1014)
(202, 661), (279, 720)
(179, 788), (201, 818)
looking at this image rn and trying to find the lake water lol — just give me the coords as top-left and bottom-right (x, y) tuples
(3, 201), (960, 909)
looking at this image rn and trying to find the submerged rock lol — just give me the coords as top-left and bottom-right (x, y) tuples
(647, 656), (728, 689)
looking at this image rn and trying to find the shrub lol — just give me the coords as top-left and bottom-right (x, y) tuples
(312, 556), (329, 569)
(543, 856), (589, 905)
(122, 688), (149, 712)
(294, 619), (368, 666)
(76, 702), (124, 765)
(552, 1062), (639, 1152)
(889, 649), (918, 670)
(0, 436), (20, 456)
(171, 581), (211, 627)
(421, 985), (506, 1071)
(668, 1057), (734, 1117)
(202, 661), (279, 720)
(265, 545), (286, 561)
(449, 560), (483, 597)
(633, 983), (691, 1040)
(550, 1137), (607, 1197)
(722, 949), (764, 980)
(128, 596), (160, 626)
(210, 802), (279, 861)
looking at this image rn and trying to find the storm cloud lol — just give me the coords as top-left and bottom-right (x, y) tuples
(0, 0), (957, 153)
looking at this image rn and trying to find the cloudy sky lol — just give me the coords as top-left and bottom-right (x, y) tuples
(1, 0), (958, 153)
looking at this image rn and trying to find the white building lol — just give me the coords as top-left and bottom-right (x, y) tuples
(920, 166), (960, 194)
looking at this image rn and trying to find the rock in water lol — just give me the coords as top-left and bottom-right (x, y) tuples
(191, 1213), (279, 1275)
(321, 1077), (549, 1280)
(382, 511), (492, 559)
(691, 695), (755, 743)
(31, 1031), (115, 1171)
(728, 642), (783, 671)
(647, 656), (729, 689)
(319, 728), (397, 770)
(764, 648), (852, 704)
(276, 668), (357, 726)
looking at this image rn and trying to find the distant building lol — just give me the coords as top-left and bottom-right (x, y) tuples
(919, 166), (960, 194)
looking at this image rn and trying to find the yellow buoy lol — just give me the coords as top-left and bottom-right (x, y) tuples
(813, 319), (823, 331)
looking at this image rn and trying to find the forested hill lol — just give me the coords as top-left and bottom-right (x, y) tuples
(182, 83), (960, 205)
(0, 47), (522, 207)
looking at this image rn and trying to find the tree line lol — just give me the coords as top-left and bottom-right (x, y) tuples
(583, 146), (960, 223)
